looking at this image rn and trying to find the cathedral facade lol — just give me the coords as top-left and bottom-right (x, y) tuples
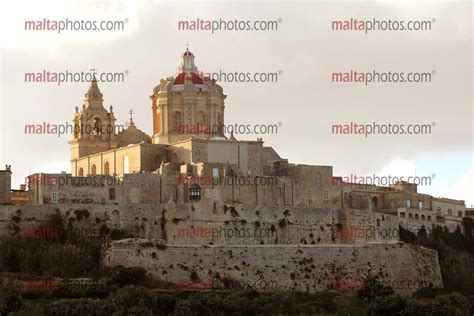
(69, 49), (272, 180)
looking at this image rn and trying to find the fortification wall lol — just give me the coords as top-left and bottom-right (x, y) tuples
(0, 204), (165, 239)
(0, 203), (398, 244)
(104, 240), (443, 296)
(164, 203), (398, 245)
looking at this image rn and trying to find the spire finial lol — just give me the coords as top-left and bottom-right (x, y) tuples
(84, 69), (102, 101)
(90, 68), (97, 80)
(127, 109), (136, 128)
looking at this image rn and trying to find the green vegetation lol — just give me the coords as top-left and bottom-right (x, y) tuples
(0, 213), (473, 315)
(1, 265), (472, 316)
(399, 224), (474, 295)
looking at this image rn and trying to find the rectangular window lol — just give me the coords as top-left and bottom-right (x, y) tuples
(212, 168), (219, 178)
(418, 201), (423, 210)
(390, 200), (395, 209)
(406, 199), (411, 208)
(123, 156), (129, 174)
(51, 192), (58, 203)
(109, 188), (116, 200)
(323, 189), (329, 201)
(400, 212), (406, 218)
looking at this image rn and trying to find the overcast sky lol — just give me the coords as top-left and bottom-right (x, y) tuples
(0, 0), (472, 206)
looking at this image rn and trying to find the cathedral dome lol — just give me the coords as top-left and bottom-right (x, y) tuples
(174, 72), (204, 85)
(116, 117), (152, 147)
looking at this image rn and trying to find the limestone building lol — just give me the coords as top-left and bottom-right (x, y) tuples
(0, 49), (468, 238)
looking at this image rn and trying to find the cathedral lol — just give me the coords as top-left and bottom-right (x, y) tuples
(68, 48), (273, 180)
(0, 49), (468, 238)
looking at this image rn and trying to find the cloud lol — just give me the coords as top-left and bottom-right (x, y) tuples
(440, 166), (474, 207)
(0, 0), (143, 58)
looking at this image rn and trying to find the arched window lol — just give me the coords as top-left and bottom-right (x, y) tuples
(92, 117), (102, 135)
(458, 211), (463, 217)
(371, 197), (378, 210)
(104, 161), (110, 175)
(91, 164), (97, 175)
(447, 209), (452, 216)
(421, 215), (425, 221)
(415, 214), (419, 220)
(197, 111), (206, 133)
(428, 216), (432, 221)
(173, 111), (182, 131)
(78, 167), (84, 177)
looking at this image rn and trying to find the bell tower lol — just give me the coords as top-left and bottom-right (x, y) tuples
(69, 76), (118, 161)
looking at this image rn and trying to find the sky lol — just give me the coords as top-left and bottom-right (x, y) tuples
(0, 0), (472, 206)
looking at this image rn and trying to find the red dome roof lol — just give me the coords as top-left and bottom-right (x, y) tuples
(174, 73), (204, 85)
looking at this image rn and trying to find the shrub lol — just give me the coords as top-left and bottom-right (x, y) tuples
(74, 209), (90, 221)
(154, 293), (176, 314)
(358, 276), (394, 302)
(369, 295), (406, 315)
(107, 286), (155, 315)
(110, 229), (126, 240)
(42, 298), (115, 316)
(0, 294), (24, 315)
(412, 286), (449, 299)
(52, 283), (117, 300)
(47, 211), (67, 242)
(404, 292), (470, 316)
(0, 236), (104, 278)
(175, 293), (225, 316)
(106, 266), (149, 287)
(190, 271), (199, 281)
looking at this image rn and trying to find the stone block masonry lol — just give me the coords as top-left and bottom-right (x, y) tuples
(104, 239), (443, 296)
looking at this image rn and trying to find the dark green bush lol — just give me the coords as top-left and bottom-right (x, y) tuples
(106, 266), (149, 287)
(412, 286), (449, 299)
(41, 298), (115, 316)
(52, 283), (116, 299)
(107, 286), (156, 315)
(0, 293), (24, 315)
(0, 236), (104, 278)
(369, 295), (406, 316)
(358, 276), (394, 302)
(404, 293), (470, 316)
